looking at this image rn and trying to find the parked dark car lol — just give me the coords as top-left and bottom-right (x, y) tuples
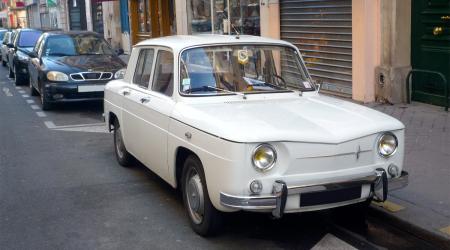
(1, 31), (12, 66)
(7, 28), (42, 85)
(28, 31), (127, 110)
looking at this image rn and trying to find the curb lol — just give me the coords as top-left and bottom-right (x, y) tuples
(369, 206), (450, 250)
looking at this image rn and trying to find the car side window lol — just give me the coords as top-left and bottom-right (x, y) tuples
(151, 50), (174, 96)
(34, 35), (44, 55)
(133, 49), (155, 88)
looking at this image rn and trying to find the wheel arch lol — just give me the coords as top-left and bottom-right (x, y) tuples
(175, 146), (201, 189)
(108, 111), (118, 132)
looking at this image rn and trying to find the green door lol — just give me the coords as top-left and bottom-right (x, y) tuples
(411, 0), (450, 107)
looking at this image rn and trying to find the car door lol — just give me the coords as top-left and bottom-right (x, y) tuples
(121, 47), (175, 179)
(29, 35), (45, 89)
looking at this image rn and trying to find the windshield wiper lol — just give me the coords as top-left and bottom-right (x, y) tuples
(48, 53), (74, 57)
(205, 86), (247, 99)
(185, 85), (247, 99)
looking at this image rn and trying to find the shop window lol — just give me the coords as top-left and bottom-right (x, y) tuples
(187, 0), (260, 36)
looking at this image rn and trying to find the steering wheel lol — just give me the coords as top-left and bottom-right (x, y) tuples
(273, 74), (287, 88)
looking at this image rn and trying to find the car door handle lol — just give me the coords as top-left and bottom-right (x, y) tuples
(140, 97), (151, 104)
(121, 90), (130, 96)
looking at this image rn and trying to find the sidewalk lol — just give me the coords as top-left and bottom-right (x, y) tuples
(367, 102), (450, 245)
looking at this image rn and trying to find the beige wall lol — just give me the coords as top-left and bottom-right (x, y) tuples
(260, 0), (280, 40)
(352, 0), (381, 103)
(376, 0), (411, 103)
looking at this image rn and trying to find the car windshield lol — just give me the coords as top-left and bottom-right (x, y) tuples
(180, 45), (313, 96)
(18, 31), (42, 47)
(44, 34), (114, 57)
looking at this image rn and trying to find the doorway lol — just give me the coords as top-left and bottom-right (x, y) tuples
(130, 0), (176, 44)
(68, 0), (87, 30)
(411, 0), (450, 107)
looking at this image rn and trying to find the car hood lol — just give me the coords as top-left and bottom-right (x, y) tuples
(44, 55), (126, 73)
(172, 93), (405, 144)
(18, 47), (33, 53)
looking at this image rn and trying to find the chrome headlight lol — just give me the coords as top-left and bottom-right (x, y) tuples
(378, 132), (398, 158)
(252, 144), (277, 172)
(47, 71), (69, 82)
(114, 68), (126, 79)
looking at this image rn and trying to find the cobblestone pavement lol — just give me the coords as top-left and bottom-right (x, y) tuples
(368, 102), (450, 240)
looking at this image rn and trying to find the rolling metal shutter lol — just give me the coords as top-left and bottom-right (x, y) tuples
(280, 0), (352, 96)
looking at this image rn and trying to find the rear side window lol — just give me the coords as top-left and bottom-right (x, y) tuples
(152, 50), (174, 96)
(133, 49), (154, 88)
(18, 31), (42, 47)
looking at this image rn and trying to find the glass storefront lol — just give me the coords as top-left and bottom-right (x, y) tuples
(187, 0), (260, 35)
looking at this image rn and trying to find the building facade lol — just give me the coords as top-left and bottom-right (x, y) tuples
(0, 0), (448, 107)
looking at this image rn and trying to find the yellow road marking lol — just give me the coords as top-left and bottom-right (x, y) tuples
(372, 200), (405, 212)
(440, 226), (450, 236)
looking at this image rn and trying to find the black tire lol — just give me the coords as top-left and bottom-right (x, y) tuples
(29, 78), (38, 96)
(8, 64), (14, 78)
(40, 86), (52, 110)
(15, 71), (26, 86)
(182, 155), (223, 236)
(2, 60), (6, 67)
(113, 119), (133, 167)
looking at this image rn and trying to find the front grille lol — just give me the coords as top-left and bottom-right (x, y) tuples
(70, 72), (113, 81)
(300, 185), (362, 207)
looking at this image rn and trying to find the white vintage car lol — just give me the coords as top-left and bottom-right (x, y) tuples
(104, 35), (408, 236)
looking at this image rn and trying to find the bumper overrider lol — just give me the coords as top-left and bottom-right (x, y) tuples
(220, 169), (409, 218)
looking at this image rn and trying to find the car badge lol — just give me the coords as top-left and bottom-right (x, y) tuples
(356, 145), (361, 160)
(88, 68), (93, 72)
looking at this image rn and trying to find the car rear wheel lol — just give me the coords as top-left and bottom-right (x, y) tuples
(182, 155), (223, 236)
(15, 70), (26, 86)
(113, 120), (133, 167)
(8, 64), (14, 78)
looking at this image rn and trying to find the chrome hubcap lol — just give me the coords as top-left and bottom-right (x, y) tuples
(185, 168), (204, 224)
(115, 126), (124, 159)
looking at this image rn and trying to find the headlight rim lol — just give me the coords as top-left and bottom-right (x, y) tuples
(377, 132), (398, 158)
(251, 143), (277, 172)
(46, 71), (69, 82)
(114, 68), (126, 79)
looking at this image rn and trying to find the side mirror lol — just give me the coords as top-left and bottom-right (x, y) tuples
(28, 51), (38, 58)
(7, 43), (14, 48)
(115, 48), (124, 56)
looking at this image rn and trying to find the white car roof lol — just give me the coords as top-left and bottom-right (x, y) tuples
(134, 35), (295, 51)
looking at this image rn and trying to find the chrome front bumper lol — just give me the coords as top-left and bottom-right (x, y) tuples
(220, 170), (409, 218)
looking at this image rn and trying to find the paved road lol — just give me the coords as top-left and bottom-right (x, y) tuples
(0, 66), (438, 249)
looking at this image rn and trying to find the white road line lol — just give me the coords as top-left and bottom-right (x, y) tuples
(18, 90), (25, 94)
(44, 121), (108, 133)
(2, 87), (12, 96)
(44, 121), (105, 129)
(26, 99), (35, 104)
(22, 94), (30, 98)
(30, 105), (40, 110)
(311, 234), (357, 250)
(36, 111), (47, 117)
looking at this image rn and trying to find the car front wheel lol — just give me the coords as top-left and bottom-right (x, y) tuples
(182, 155), (222, 236)
(113, 119), (132, 167)
(40, 86), (51, 110)
(8, 64), (14, 78)
(29, 78), (38, 96)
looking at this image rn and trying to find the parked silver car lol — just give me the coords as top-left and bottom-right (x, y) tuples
(0, 30), (9, 67)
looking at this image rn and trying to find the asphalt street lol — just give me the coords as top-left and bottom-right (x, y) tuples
(0, 65), (439, 250)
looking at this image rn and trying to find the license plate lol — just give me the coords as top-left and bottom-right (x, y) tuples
(300, 185), (362, 207)
(78, 85), (105, 92)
